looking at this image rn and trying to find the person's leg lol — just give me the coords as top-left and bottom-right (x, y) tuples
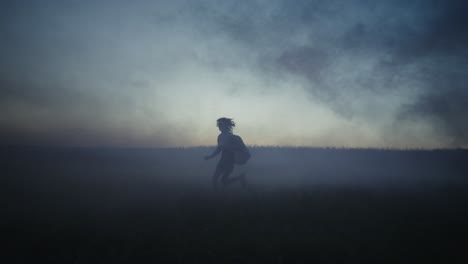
(221, 164), (247, 187)
(222, 172), (246, 186)
(212, 166), (223, 189)
(220, 164), (234, 186)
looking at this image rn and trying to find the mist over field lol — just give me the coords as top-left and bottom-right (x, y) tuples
(6, 146), (468, 191)
(4, 146), (468, 263)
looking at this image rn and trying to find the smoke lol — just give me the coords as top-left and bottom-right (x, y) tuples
(0, 0), (467, 147)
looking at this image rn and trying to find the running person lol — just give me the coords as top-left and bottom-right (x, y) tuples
(204, 117), (247, 189)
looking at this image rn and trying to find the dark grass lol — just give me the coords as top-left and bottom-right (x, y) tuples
(2, 146), (468, 263)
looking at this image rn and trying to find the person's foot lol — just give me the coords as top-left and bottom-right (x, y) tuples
(239, 173), (247, 187)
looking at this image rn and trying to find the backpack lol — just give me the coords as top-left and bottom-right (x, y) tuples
(232, 135), (251, 165)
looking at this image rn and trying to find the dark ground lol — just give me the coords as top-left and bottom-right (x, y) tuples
(2, 146), (468, 263)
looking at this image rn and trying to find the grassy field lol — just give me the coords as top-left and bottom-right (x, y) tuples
(3, 146), (468, 263)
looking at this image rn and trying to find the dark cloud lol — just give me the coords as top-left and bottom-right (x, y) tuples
(257, 0), (468, 144)
(394, 0), (468, 62)
(0, 77), (94, 108)
(1, 0), (467, 147)
(382, 0), (468, 146)
(277, 46), (330, 83)
(406, 89), (468, 146)
(399, 64), (468, 146)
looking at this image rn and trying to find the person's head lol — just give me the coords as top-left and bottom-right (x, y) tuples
(217, 117), (235, 133)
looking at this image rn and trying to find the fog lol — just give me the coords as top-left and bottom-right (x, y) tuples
(5, 146), (468, 262)
(6, 146), (467, 200)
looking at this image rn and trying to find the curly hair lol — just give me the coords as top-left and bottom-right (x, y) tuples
(217, 117), (236, 132)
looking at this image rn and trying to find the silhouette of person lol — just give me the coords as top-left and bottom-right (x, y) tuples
(204, 117), (247, 189)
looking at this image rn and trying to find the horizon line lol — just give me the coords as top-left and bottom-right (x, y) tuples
(1, 144), (466, 151)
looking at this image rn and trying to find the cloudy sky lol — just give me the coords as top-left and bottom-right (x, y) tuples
(1, 0), (467, 148)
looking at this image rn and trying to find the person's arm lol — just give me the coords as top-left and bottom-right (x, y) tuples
(204, 145), (221, 160)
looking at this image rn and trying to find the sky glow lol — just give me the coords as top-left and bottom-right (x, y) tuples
(1, 0), (467, 148)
